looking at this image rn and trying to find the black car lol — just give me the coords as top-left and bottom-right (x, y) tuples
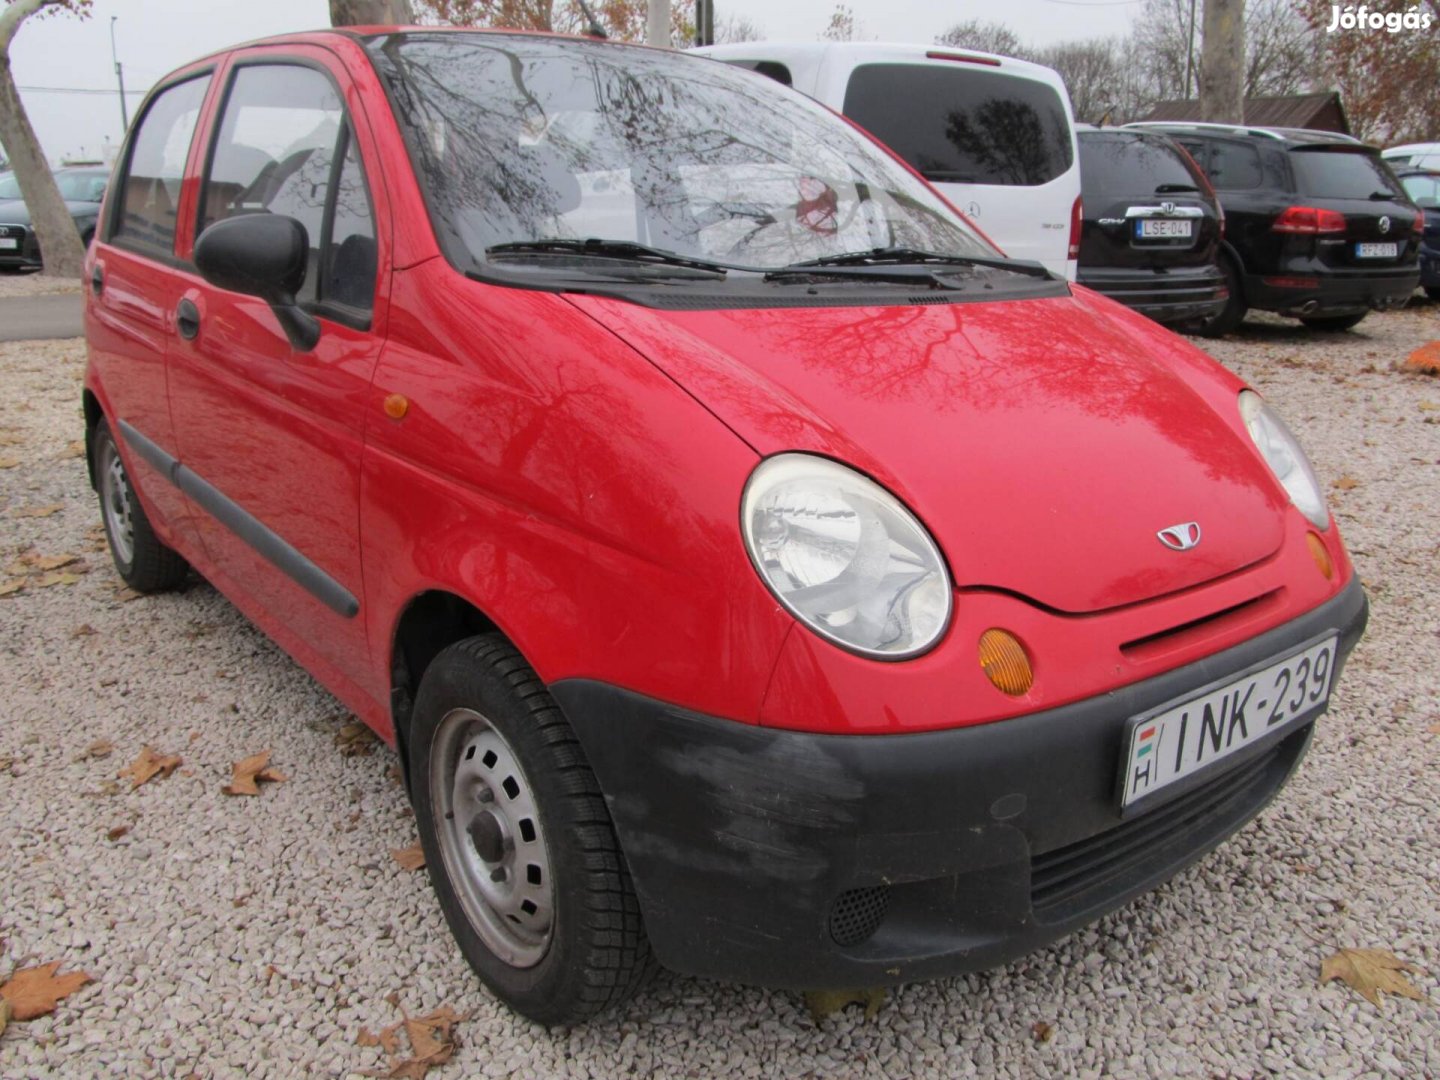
(1395, 168), (1440, 298)
(0, 166), (109, 271)
(1076, 127), (1227, 328)
(1126, 123), (1422, 333)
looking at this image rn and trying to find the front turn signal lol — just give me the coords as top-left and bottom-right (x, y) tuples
(979, 629), (1034, 696)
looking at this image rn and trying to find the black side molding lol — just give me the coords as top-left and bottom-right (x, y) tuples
(118, 420), (360, 619)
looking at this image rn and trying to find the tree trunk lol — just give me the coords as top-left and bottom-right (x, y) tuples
(329, 0), (415, 25)
(0, 52), (86, 278)
(1199, 0), (1245, 123)
(646, 0), (669, 46)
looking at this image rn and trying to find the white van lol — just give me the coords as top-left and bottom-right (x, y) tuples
(695, 42), (1083, 279)
(1383, 143), (1440, 170)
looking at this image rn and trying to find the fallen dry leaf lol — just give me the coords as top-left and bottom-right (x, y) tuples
(71, 624), (97, 638)
(0, 996), (9, 1038)
(34, 571), (82, 589)
(0, 458), (19, 470)
(1321, 948), (1427, 1008)
(106, 825), (129, 842)
(119, 746), (183, 790)
(1332, 476), (1360, 491)
(1403, 343), (1440, 376)
(360, 1004), (468, 1079)
(79, 739), (114, 761)
(0, 962), (93, 1021)
(336, 721), (379, 757)
(31, 553), (79, 571)
(222, 750), (287, 796)
(11, 504), (62, 519)
(803, 988), (886, 1023)
(1031, 1020), (1054, 1043)
(390, 844), (426, 872)
(60, 440), (86, 460)
(0, 579), (25, 598)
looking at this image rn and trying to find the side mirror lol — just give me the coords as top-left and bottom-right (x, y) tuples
(194, 214), (321, 351)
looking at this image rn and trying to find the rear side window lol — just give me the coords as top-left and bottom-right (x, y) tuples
(843, 64), (1073, 187)
(1401, 173), (1440, 207)
(112, 75), (211, 256)
(199, 64), (376, 316)
(1290, 149), (1405, 199)
(721, 59), (792, 87)
(1204, 140), (1263, 190)
(1079, 134), (1201, 197)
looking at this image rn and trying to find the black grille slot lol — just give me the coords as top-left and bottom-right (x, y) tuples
(829, 885), (890, 946)
(1030, 742), (1286, 923)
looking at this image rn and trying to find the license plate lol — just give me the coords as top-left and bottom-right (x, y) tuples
(0, 238), (17, 250)
(1356, 242), (1398, 258)
(1136, 219), (1193, 239)
(1120, 635), (1337, 809)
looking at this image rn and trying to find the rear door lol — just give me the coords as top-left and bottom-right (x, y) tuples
(165, 47), (388, 702)
(86, 70), (217, 552)
(1287, 147), (1422, 271)
(836, 60), (1080, 278)
(1078, 132), (1219, 270)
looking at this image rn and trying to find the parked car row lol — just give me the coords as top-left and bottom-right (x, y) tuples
(0, 165), (109, 271)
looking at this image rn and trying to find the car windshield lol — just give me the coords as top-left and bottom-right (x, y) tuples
(365, 33), (994, 276)
(0, 171), (105, 202)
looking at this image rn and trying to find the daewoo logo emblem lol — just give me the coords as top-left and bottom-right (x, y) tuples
(1378, 216), (1391, 235)
(1157, 522), (1202, 551)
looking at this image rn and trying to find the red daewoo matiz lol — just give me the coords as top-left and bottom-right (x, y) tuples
(83, 28), (1367, 1024)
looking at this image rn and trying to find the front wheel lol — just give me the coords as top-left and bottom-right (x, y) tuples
(92, 418), (188, 592)
(1299, 312), (1368, 332)
(408, 635), (650, 1025)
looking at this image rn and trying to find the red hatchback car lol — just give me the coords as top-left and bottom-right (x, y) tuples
(84, 28), (1367, 1024)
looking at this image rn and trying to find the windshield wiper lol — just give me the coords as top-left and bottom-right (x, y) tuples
(1368, 190), (1399, 201)
(774, 247), (1055, 281)
(1155, 183), (1201, 193)
(485, 238), (730, 277)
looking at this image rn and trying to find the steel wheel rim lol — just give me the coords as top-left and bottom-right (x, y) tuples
(99, 439), (134, 566)
(430, 707), (555, 968)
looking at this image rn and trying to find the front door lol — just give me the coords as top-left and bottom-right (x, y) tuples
(166, 50), (387, 706)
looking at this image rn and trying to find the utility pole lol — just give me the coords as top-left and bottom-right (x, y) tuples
(110, 16), (128, 134)
(1198, 0), (1244, 123)
(694, 0), (714, 46)
(646, 0), (668, 46)
(1183, 0), (1198, 99)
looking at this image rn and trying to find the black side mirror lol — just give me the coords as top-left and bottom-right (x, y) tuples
(194, 214), (321, 351)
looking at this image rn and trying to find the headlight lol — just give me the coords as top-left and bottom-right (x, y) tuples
(741, 454), (952, 658)
(1239, 390), (1329, 529)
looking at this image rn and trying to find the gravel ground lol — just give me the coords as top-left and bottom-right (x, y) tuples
(0, 273), (83, 300)
(1, 302), (1437, 1079)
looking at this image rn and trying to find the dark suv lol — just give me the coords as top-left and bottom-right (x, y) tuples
(1126, 123), (1422, 332)
(1076, 127), (1227, 328)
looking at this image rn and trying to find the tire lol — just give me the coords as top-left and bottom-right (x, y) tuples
(1425, 286), (1440, 300)
(1299, 312), (1368, 332)
(408, 634), (650, 1025)
(1192, 256), (1246, 338)
(92, 418), (189, 592)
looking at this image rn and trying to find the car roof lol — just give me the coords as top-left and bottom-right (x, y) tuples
(1383, 142), (1440, 156)
(1124, 121), (1368, 148)
(696, 40), (1067, 86)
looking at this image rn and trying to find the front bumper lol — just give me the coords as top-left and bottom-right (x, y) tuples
(551, 577), (1367, 990)
(1077, 264), (1228, 324)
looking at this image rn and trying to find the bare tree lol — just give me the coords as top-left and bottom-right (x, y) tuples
(0, 0), (89, 278)
(329, 0), (415, 22)
(712, 13), (763, 43)
(417, 1), (694, 42)
(934, 18), (1025, 57)
(821, 4), (857, 42)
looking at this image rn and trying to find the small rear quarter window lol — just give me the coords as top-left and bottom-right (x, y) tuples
(842, 63), (1073, 187)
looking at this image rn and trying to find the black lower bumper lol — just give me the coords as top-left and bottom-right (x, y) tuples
(1245, 267), (1420, 316)
(1077, 265), (1228, 324)
(550, 578), (1367, 990)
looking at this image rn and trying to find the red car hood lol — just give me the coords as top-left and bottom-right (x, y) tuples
(568, 290), (1288, 614)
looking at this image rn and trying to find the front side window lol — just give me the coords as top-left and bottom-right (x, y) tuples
(367, 34), (992, 277)
(1204, 140), (1263, 191)
(200, 64), (375, 314)
(112, 75), (212, 256)
(843, 64), (1074, 187)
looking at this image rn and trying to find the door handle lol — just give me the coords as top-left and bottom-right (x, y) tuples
(176, 298), (200, 340)
(90, 265), (104, 296)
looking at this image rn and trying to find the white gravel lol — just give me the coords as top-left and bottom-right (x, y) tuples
(1, 301), (1437, 1078)
(0, 273), (84, 300)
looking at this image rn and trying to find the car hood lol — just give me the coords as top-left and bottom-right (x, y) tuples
(0, 200), (99, 225)
(566, 288), (1288, 614)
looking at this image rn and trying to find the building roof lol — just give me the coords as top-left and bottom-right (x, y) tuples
(1140, 92), (1350, 135)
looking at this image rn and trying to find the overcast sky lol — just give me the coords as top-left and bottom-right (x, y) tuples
(8, 0), (1144, 166)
